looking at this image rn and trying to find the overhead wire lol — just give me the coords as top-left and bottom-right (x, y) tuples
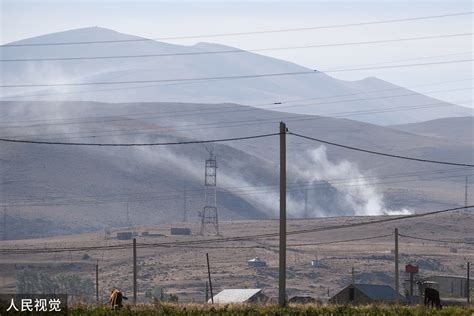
(1, 234), (395, 254)
(2, 70), (470, 101)
(288, 132), (474, 167)
(1, 59), (472, 88)
(2, 166), (467, 203)
(1, 86), (471, 131)
(0, 76), (472, 126)
(2, 167), (471, 207)
(398, 233), (473, 244)
(2, 96), (472, 141)
(2, 205), (472, 254)
(4, 171), (472, 208)
(11, 99), (473, 141)
(1, 33), (471, 62)
(0, 132), (279, 146)
(1, 11), (471, 47)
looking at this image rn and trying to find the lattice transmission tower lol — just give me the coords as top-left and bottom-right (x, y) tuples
(199, 149), (219, 235)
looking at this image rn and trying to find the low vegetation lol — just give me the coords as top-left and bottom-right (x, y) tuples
(69, 303), (474, 315)
(16, 269), (94, 303)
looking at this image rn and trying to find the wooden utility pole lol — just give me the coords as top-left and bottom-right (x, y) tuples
(394, 228), (399, 304)
(467, 261), (470, 304)
(279, 121), (287, 307)
(205, 281), (209, 303)
(95, 261), (99, 304)
(465, 176), (469, 212)
(183, 187), (187, 223)
(304, 189), (308, 218)
(352, 266), (355, 285)
(206, 253), (214, 304)
(3, 206), (6, 241)
(133, 238), (137, 304)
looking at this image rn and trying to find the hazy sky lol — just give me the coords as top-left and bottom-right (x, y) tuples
(1, 0), (472, 107)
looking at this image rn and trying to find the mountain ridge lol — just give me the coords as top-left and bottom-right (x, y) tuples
(1, 27), (471, 125)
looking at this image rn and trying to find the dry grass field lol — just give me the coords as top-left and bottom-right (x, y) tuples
(68, 303), (474, 316)
(1, 212), (473, 304)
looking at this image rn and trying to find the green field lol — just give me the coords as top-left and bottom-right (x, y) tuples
(69, 304), (474, 315)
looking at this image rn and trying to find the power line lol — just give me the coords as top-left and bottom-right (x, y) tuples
(398, 233), (473, 244)
(0, 234), (394, 254)
(3, 166), (466, 203)
(3, 167), (469, 206)
(286, 234), (394, 247)
(0, 100), (466, 141)
(2, 205), (472, 254)
(2, 70), (470, 101)
(322, 51), (473, 71)
(8, 96), (469, 146)
(2, 33), (471, 62)
(0, 132), (278, 146)
(2, 11), (471, 47)
(1, 86), (471, 131)
(289, 132), (474, 167)
(2, 100), (465, 141)
(1, 59), (472, 88)
(4, 170), (472, 208)
(6, 98), (471, 142)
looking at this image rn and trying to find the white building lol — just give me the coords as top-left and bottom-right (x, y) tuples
(208, 289), (268, 304)
(247, 257), (266, 267)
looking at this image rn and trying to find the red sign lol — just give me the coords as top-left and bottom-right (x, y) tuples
(405, 264), (419, 273)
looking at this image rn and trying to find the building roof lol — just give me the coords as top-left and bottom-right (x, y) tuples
(425, 275), (474, 281)
(354, 284), (405, 302)
(248, 257), (265, 262)
(208, 289), (262, 304)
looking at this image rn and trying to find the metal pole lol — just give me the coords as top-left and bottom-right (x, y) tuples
(95, 261), (99, 304)
(206, 253), (214, 304)
(133, 237), (137, 304)
(279, 121), (287, 307)
(395, 228), (399, 304)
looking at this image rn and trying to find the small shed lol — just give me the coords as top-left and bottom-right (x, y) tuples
(248, 257), (266, 267)
(310, 259), (327, 268)
(329, 284), (405, 305)
(424, 275), (474, 298)
(208, 289), (267, 304)
(116, 232), (133, 240)
(170, 227), (191, 235)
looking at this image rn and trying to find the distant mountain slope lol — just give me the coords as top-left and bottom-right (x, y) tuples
(1, 100), (367, 239)
(1, 27), (471, 125)
(390, 116), (474, 144)
(1, 100), (472, 240)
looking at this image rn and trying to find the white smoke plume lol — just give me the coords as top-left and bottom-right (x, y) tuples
(121, 143), (411, 218)
(290, 146), (411, 217)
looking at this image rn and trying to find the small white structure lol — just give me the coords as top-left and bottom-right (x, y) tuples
(310, 259), (326, 268)
(208, 289), (267, 304)
(247, 257), (266, 267)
